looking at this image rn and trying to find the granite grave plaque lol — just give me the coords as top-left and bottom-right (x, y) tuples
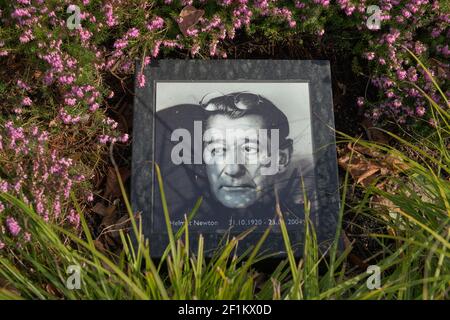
(132, 60), (340, 257)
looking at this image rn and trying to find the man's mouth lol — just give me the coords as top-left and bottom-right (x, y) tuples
(219, 184), (255, 191)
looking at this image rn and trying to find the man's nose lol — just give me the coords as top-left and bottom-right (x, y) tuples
(223, 164), (246, 177)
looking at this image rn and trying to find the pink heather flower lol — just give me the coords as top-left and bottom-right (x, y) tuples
(11, 8), (31, 19)
(186, 28), (199, 37)
(17, 80), (31, 91)
(99, 135), (109, 144)
(407, 67), (418, 82)
(408, 88), (420, 97)
(137, 73), (146, 88)
(393, 99), (402, 108)
(346, 7), (355, 16)
(414, 41), (427, 55)
(103, 117), (118, 129)
(402, 9), (412, 18)
(162, 40), (182, 49)
(416, 106), (426, 117)
(440, 45), (450, 57)
(429, 118), (437, 127)
(380, 14), (391, 21)
(120, 134), (129, 143)
(89, 103), (99, 112)
(24, 232), (31, 242)
(6, 216), (21, 236)
(0, 181), (8, 193)
(68, 209), (80, 227)
(356, 97), (365, 107)
(365, 52), (375, 60)
(59, 108), (80, 124)
(0, 241), (4, 250)
(295, 1), (306, 9)
(152, 40), (162, 57)
(191, 44), (200, 56)
(147, 17), (165, 31)
(53, 199), (61, 218)
(104, 4), (118, 27)
(65, 98), (77, 106)
(114, 39), (128, 50)
(19, 29), (34, 43)
(396, 69), (407, 80)
(77, 27), (93, 43)
(210, 40), (218, 56)
(58, 75), (75, 85)
(431, 27), (441, 38)
(378, 58), (386, 65)
(385, 29), (400, 44)
(382, 78), (394, 88)
(22, 97), (32, 106)
(126, 28), (140, 39)
(314, 0), (330, 7)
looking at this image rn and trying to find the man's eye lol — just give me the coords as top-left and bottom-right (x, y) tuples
(212, 147), (226, 156)
(243, 144), (258, 155)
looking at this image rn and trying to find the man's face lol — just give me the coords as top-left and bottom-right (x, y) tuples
(204, 114), (280, 208)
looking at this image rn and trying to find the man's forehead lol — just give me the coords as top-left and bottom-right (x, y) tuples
(205, 114), (266, 130)
(205, 131), (260, 143)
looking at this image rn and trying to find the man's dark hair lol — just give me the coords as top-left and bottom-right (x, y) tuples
(201, 92), (293, 150)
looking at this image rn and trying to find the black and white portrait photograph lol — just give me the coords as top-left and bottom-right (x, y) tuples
(132, 60), (340, 256)
(153, 82), (316, 233)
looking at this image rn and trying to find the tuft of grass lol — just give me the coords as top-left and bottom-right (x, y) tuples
(0, 54), (449, 300)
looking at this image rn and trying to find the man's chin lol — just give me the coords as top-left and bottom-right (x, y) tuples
(221, 202), (253, 209)
(216, 195), (257, 209)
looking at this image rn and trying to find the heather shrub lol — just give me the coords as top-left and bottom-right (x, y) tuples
(0, 0), (448, 298)
(0, 0), (448, 249)
(0, 1), (448, 123)
(0, 122), (91, 249)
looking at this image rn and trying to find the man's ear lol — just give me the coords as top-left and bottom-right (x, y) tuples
(278, 138), (292, 173)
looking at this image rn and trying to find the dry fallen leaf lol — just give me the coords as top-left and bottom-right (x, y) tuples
(347, 142), (383, 158)
(33, 70), (42, 79)
(356, 167), (380, 186)
(109, 215), (131, 239)
(342, 231), (369, 269)
(45, 283), (58, 296)
(338, 142), (410, 188)
(361, 118), (390, 145)
(382, 153), (410, 171)
(103, 166), (130, 199)
(178, 5), (204, 36)
(94, 239), (107, 253)
(92, 202), (118, 231)
(338, 154), (380, 187)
